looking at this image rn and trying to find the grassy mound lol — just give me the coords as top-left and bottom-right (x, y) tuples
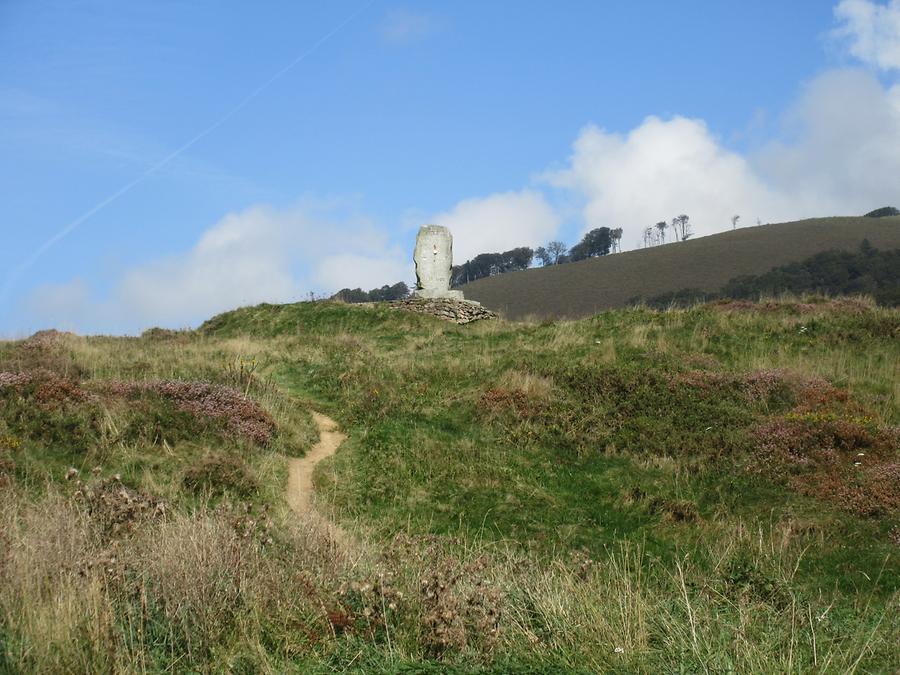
(1, 297), (898, 672)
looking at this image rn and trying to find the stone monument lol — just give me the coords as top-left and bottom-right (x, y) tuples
(389, 224), (495, 323)
(413, 225), (465, 300)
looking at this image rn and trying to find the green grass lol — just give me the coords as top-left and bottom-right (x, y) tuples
(0, 297), (898, 672)
(251, 301), (899, 580)
(462, 215), (900, 319)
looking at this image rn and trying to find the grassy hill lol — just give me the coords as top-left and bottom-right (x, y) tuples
(462, 216), (900, 319)
(1, 299), (898, 672)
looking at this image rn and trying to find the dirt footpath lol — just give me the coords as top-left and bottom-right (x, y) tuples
(286, 411), (346, 515)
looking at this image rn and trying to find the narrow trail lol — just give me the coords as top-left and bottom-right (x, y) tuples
(286, 411), (346, 515)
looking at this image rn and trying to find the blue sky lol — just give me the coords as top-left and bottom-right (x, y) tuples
(2, 0), (900, 335)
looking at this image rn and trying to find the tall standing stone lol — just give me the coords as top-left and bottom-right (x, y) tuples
(413, 225), (465, 300)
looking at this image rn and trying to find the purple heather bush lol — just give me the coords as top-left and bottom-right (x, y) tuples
(104, 380), (276, 446)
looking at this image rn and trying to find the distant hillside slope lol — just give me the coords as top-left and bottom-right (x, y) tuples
(462, 216), (900, 319)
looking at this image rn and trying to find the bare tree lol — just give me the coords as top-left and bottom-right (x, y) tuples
(611, 227), (623, 252)
(655, 220), (667, 243)
(672, 214), (691, 241)
(731, 214), (740, 230)
(643, 226), (664, 247)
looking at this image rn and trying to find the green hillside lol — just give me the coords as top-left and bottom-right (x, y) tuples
(462, 216), (900, 319)
(1, 298), (898, 672)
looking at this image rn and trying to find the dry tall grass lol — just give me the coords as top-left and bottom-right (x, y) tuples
(1, 482), (896, 673)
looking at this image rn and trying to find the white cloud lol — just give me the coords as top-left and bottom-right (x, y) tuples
(23, 202), (411, 334)
(544, 68), (900, 247)
(379, 9), (436, 44)
(25, 279), (94, 334)
(758, 69), (900, 213)
(430, 190), (562, 262)
(834, 0), (900, 70)
(314, 252), (413, 291)
(545, 116), (792, 244)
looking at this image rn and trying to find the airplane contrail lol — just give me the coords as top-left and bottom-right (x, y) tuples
(1, 0), (376, 305)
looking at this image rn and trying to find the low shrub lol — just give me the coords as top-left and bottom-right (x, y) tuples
(4, 329), (84, 377)
(0, 370), (102, 452)
(479, 387), (545, 420)
(752, 417), (900, 516)
(104, 380), (276, 446)
(75, 477), (168, 540)
(0, 450), (14, 486)
(140, 327), (191, 341)
(183, 453), (259, 498)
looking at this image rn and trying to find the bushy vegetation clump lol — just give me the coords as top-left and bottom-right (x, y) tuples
(182, 452), (259, 497)
(1, 297), (898, 671)
(864, 205), (899, 217)
(722, 242), (900, 306)
(642, 242), (900, 308)
(332, 281), (410, 304)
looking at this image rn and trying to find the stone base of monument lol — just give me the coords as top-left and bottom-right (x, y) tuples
(389, 297), (497, 324)
(413, 288), (466, 301)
